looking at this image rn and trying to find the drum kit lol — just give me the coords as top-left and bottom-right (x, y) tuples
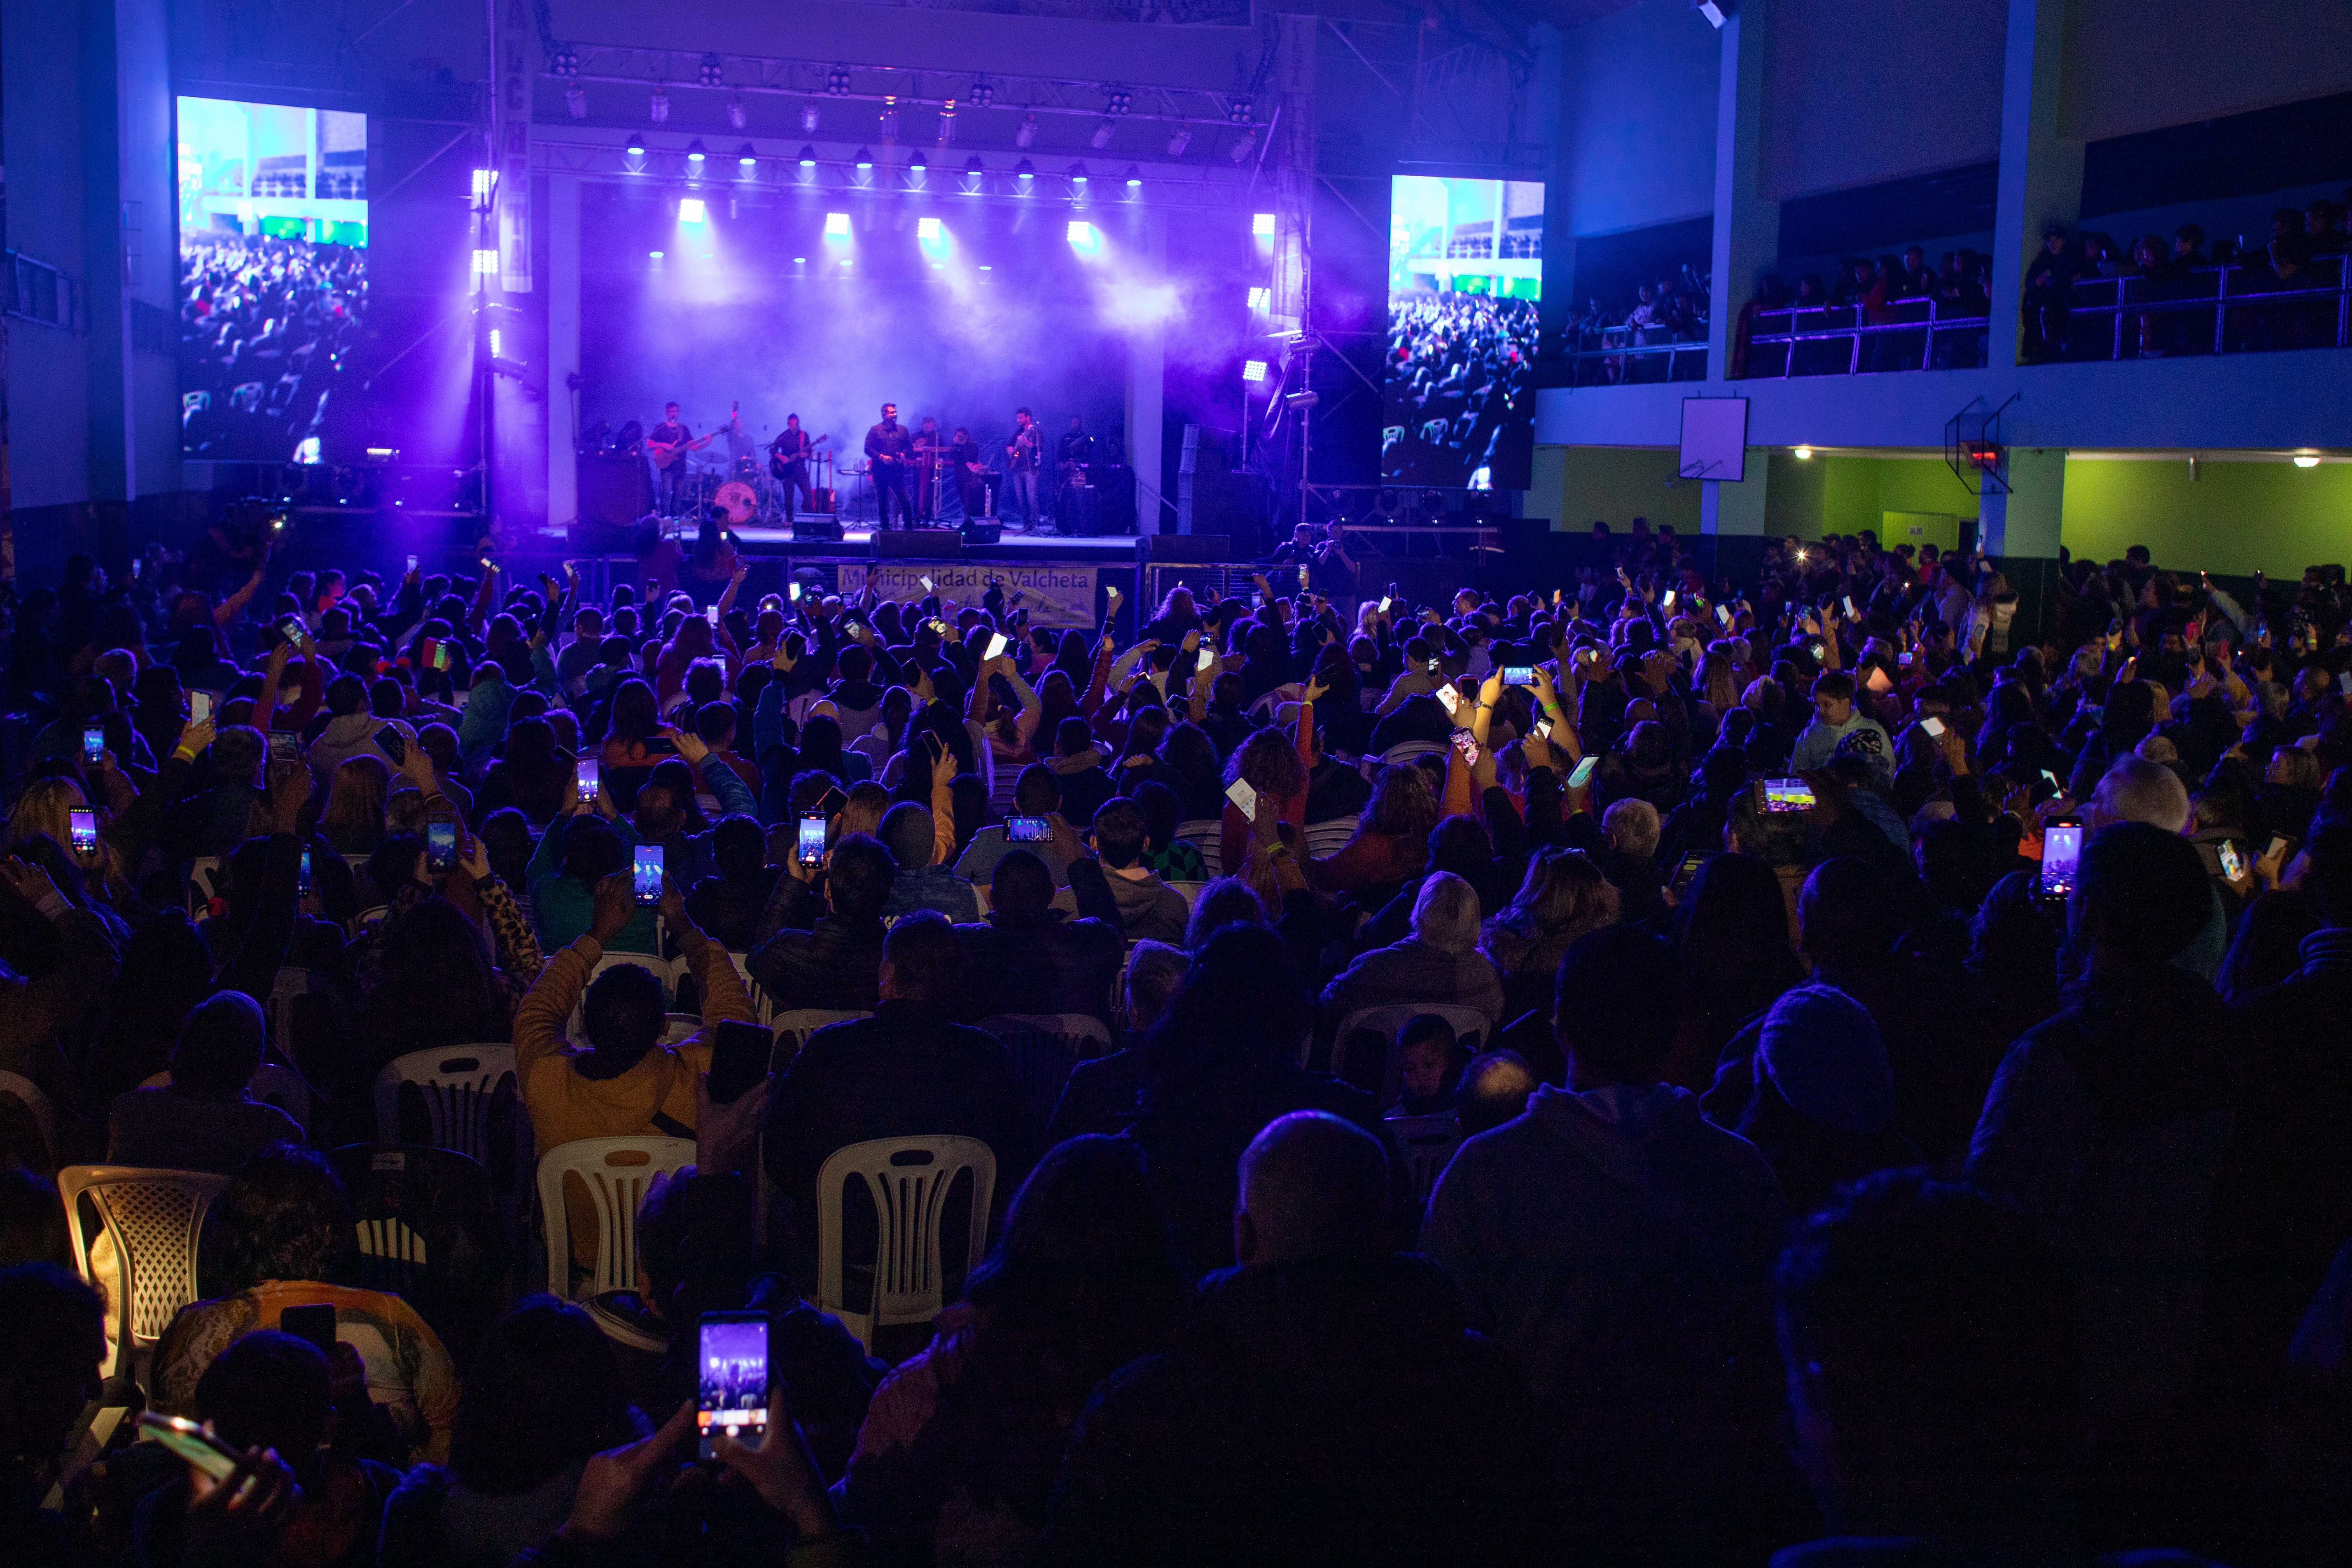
(674, 444), (840, 526)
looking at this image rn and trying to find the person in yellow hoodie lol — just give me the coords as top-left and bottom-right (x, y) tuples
(515, 868), (755, 1285)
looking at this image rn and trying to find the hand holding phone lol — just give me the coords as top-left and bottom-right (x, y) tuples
(1566, 755), (1598, 790)
(1225, 777), (1259, 820)
(425, 815), (459, 875)
(696, 1313), (771, 1459)
(796, 814), (828, 867)
(2040, 821), (2084, 899)
(633, 845), (665, 904)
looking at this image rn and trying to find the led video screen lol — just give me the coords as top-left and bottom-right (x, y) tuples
(1383, 175), (1542, 491)
(176, 96), (368, 461)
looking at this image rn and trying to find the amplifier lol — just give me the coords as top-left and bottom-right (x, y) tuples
(1140, 534), (1230, 563)
(960, 519), (1002, 545)
(793, 514), (843, 542)
(876, 530), (963, 559)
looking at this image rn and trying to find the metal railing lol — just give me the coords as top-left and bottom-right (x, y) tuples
(1739, 297), (1989, 378)
(2034, 255), (2352, 361)
(1553, 325), (1710, 387)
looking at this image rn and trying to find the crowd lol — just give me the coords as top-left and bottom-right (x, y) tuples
(178, 233), (367, 462)
(1734, 247), (1995, 376)
(1556, 262), (1711, 385)
(1380, 291), (1539, 488)
(2, 514), (2352, 1566)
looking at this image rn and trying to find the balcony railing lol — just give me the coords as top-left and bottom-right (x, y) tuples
(1553, 325), (1710, 387)
(2034, 255), (2352, 361)
(1738, 297), (1990, 378)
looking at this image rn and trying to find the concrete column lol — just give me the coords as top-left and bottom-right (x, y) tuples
(1986, 0), (2082, 367)
(1700, 444), (1770, 582)
(1125, 208), (1167, 533)
(546, 172), (580, 528)
(1704, 0), (1777, 386)
(1978, 446), (2064, 558)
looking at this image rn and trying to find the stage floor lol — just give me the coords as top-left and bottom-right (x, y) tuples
(726, 523), (1141, 563)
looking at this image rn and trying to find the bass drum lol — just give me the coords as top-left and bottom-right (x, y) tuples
(712, 480), (759, 525)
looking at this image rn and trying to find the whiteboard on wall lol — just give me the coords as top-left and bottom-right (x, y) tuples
(1679, 397), (1749, 484)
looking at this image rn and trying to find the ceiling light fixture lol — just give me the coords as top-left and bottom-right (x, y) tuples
(1166, 125), (1191, 156)
(649, 89), (669, 123)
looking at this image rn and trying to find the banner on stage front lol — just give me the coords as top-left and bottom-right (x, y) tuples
(841, 563), (1102, 628)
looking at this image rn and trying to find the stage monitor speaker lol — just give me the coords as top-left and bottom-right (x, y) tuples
(794, 514), (843, 542)
(577, 453), (651, 531)
(1140, 534), (1230, 563)
(960, 519), (1002, 545)
(877, 530), (963, 558)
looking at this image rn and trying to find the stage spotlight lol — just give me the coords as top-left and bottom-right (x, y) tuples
(1792, 445), (1813, 460)
(678, 196), (707, 224)
(970, 78), (994, 107)
(1067, 219), (1100, 252)
(801, 103), (820, 133)
(961, 155), (984, 193)
(1167, 125), (1191, 156)
(648, 250), (665, 269)
(1015, 114), (1037, 148)
(1106, 86), (1133, 115)
(854, 147), (873, 169)
(908, 150), (927, 187)
(1248, 285), (1271, 310)
(879, 98), (899, 140)
(1068, 162), (1089, 187)
(472, 248), (500, 275)
(650, 89), (669, 123)
(1123, 164), (1142, 189)
(685, 138), (707, 164)
(1227, 95), (1252, 124)
(827, 66), (852, 95)
(1231, 126), (1258, 162)
(727, 96), (747, 131)
(565, 84), (587, 119)
(1242, 358), (1268, 383)
(918, 216), (942, 240)
(1014, 157), (1035, 189)
(1252, 212), (1276, 236)
(626, 130), (647, 156)
(937, 102), (956, 143)
(824, 211), (851, 236)
(551, 44), (579, 76)
(737, 142), (757, 168)
(2294, 453), (2323, 467)
(1091, 119), (1115, 150)
(699, 54), (724, 88)
(471, 168), (495, 202)
(798, 145), (817, 168)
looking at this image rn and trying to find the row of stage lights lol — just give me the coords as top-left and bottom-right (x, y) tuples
(618, 134), (1178, 196)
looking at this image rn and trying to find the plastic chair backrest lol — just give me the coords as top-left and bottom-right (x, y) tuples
(1303, 819), (1359, 859)
(977, 1013), (1114, 1122)
(1379, 741), (1447, 767)
(374, 1046), (519, 1165)
(769, 1009), (873, 1072)
(325, 1143), (501, 1298)
(661, 1014), (703, 1046)
(1175, 819), (1223, 878)
(535, 1136), (696, 1298)
(56, 1165), (231, 1380)
(569, 951), (680, 1038)
(0, 1070), (58, 1171)
(816, 1135), (997, 1356)
(1329, 1003), (1492, 1094)
(1385, 1112), (1464, 1205)
(135, 1066), (311, 1135)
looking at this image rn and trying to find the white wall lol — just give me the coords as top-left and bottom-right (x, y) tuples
(1762, 0), (2007, 200)
(6, 0), (94, 511)
(1556, 0), (1717, 236)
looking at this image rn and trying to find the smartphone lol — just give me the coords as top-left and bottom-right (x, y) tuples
(1843, 595), (1859, 619)
(1567, 755), (1598, 790)
(1661, 589), (1677, 611)
(788, 581), (801, 602)
(926, 618), (950, 638)
(1897, 651), (1913, 667)
(984, 631), (1009, 661)
(76, 722), (104, 765)
(2217, 840), (2246, 881)
(269, 730), (298, 762)
(407, 554), (419, 573)
(279, 616), (309, 651)
(1225, 776), (1259, 818)
(1435, 685), (1460, 716)
(796, 814), (827, 867)
(633, 844), (664, 904)
(189, 691), (213, 725)
(281, 1302), (337, 1354)
(1502, 665), (1535, 687)
(1810, 642), (1827, 660)
(298, 848), (314, 898)
(1451, 729), (1481, 767)
(708, 1020), (771, 1105)
(1007, 815), (1053, 844)
(1296, 563), (1310, 590)
(1716, 604), (1733, 628)
(1667, 850), (1707, 901)
(2268, 834), (2292, 862)
(1864, 666), (1892, 694)
(2339, 671), (2351, 696)
(1920, 715), (1946, 738)
(136, 1412), (242, 1484)
(69, 808), (98, 857)
(2040, 821), (2084, 899)
(1378, 596), (1392, 615)
(425, 815), (459, 874)
(920, 575), (935, 592)
(705, 605), (719, 627)
(375, 725), (407, 766)
(696, 1313), (770, 1460)
(1426, 658), (1440, 678)
(1760, 778), (1817, 813)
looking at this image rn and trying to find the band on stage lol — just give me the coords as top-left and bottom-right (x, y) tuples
(633, 397), (1109, 534)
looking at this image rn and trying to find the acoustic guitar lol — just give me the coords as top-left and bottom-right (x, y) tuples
(645, 432), (714, 467)
(768, 433), (831, 481)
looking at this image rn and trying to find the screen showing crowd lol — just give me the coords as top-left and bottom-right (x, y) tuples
(1383, 175), (1542, 493)
(175, 96), (368, 463)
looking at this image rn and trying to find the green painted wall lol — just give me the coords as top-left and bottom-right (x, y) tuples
(1532, 445), (1703, 533)
(1765, 452), (1980, 539)
(2059, 458), (2352, 577)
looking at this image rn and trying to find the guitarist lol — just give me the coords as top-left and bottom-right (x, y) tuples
(647, 401), (698, 516)
(864, 401), (916, 530)
(1005, 407), (1042, 530)
(768, 413), (817, 522)
(949, 426), (987, 521)
(912, 415), (944, 523)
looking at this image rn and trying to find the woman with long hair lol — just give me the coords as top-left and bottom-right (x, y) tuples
(1219, 706), (1315, 907)
(1312, 761), (1439, 900)
(319, 755), (390, 855)
(1482, 849), (1622, 1021)
(836, 1136), (1190, 1563)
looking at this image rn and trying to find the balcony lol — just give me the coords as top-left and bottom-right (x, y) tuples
(2030, 257), (2352, 362)
(1737, 298), (1990, 379)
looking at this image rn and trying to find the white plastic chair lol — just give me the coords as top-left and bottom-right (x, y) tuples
(816, 1135), (997, 1356)
(536, 1135), (696, 1298)
(1379, 741), (1448, 767)
(0, 1070), (57, 1171)
(1327, 1002), (1494, 1087)
(661, 1013), (703, 1045)
(1175, 818), (1223, 878)
(1385, 1112), (1464, 1205)
(57, 1165), (232, 1384)
(1303, 819), (1359, 860)
(569, 951), (680, 1036)
(374, 1046), (520, 1164)
(977, 1013), (1114, 1120)
(769, 1009), (874, 1070)
(724, 951), (771, 1024)
(136, 1064), (313, 1134)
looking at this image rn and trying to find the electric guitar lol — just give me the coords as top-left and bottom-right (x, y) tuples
(645, 432), (714, 467)
(768, 433), (831, 480)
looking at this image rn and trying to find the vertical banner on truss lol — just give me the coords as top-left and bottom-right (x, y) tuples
(491, 0), (535, 292)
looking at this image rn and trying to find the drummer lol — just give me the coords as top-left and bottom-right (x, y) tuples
(684, 508), (744, 598)
(722, 400), (757, 475)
